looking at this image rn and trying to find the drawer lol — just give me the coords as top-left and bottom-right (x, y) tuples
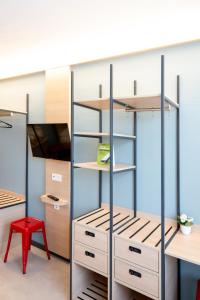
(114, 259), (159, 298)
(75, 223), (108, 252)
(114, 237), (159, 272)
(74, 242), (108, 275)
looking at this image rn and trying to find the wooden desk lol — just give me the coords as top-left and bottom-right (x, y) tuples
(40, 194), (68, 207)
(166, 225), (200, 266)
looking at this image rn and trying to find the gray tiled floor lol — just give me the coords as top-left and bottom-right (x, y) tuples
(0, 245), (69, 300)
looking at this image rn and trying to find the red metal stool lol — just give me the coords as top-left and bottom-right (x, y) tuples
(197, 279), (200, 300)
(4, 217), (50, 274)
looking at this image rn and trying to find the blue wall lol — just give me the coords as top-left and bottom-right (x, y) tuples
(0, 42), (200, 298)
(72, 41), (200, 299)
(0, 72), (45, 243)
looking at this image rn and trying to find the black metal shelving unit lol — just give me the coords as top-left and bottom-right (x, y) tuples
(70, 55), (180, 300)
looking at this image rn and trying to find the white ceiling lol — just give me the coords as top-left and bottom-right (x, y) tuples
(0, 0), (199, 78)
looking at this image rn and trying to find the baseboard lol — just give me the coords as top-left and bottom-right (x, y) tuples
(31, 240), (70, 263)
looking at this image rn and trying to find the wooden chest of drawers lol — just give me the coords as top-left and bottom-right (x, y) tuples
(73, 206), (177, 300)
(114, 212), (177, 299)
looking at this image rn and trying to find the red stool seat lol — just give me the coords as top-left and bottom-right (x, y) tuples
(197, 279), (200, 300)
(4, 217), (50, 274)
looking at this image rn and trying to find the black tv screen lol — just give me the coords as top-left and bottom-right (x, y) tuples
(27, 123), (70, 161)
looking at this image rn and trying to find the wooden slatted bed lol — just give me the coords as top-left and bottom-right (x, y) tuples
(0, 189), (25, 255)
(0, 189), (25, 209)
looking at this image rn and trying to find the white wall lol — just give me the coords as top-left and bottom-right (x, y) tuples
(0, 1), (200, 78)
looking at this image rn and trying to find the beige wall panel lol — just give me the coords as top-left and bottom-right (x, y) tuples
(45, 66), (70, 259)
(45, 66), (70, 123)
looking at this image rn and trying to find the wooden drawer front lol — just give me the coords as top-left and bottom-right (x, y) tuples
(74, 243), (108, 275)
(75, 224), (108, 252)
(115, 259), (159, 298)
(115, 237), (159, 272)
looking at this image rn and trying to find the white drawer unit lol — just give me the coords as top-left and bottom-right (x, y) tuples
(115, 236), (159, 272)
(114, 259), (159, 299)
(74, 223), (108, 253)
(74, 242), (108, 276)
(73, 207), (134, 279)
(74, 207), (133, 254)
(114, 212), (177, 300)
(72, 206), (177, 300)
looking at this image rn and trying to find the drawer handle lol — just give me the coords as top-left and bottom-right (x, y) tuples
(85, 251), (95, 258)
(85, 231), (95, 237)
(129, 246), (141, 254)
(129, 269), (142, 278)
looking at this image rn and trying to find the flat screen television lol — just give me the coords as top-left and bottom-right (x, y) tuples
(27, 123), (70, 161)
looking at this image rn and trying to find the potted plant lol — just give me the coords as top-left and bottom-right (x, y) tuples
(177, 214), (194, 235)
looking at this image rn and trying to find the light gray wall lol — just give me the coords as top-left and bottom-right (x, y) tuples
(0, 72), (45, 243)
(72, 41), (200, 299)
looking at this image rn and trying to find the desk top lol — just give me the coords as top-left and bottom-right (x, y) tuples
(166, 225), (200, 266)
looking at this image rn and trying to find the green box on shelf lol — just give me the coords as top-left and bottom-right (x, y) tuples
(97, 143), (116, 166)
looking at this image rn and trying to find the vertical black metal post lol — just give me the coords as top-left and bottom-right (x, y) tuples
(133, 80), (137, 217)
(176, 75), (180, 217)
(70, 71), (75, 300)
(161, 55), (165, 300)
(25, 94), (29, 217)
(99, 84), (103, 207)
(176, 75), (181, 300)
(109, 64), (113, 300)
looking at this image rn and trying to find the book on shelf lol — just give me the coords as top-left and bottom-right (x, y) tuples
(97, 143), (115, 166)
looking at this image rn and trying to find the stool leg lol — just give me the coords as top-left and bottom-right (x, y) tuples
(41, 224), (50, 260)
(22, 233), (29, 274)
(4, 228), (13, 263)
(196, 279), (200, 300)
(29, 233), (32, 251)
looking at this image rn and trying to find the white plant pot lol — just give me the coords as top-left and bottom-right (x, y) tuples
(180, 225), (192, 235)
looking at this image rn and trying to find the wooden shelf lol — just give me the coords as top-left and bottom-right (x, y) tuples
(0, 112), (12, 117)
(74, 162), (136, 172)
(166, 225), (200, 266)
(0, 189), (25, 209)
(75, 278), (108, 300)
(74, 132), (136, 140)
(40, 195), (69, 207)
(75, 95), (178, 111)
(0, 108), (27, 116)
